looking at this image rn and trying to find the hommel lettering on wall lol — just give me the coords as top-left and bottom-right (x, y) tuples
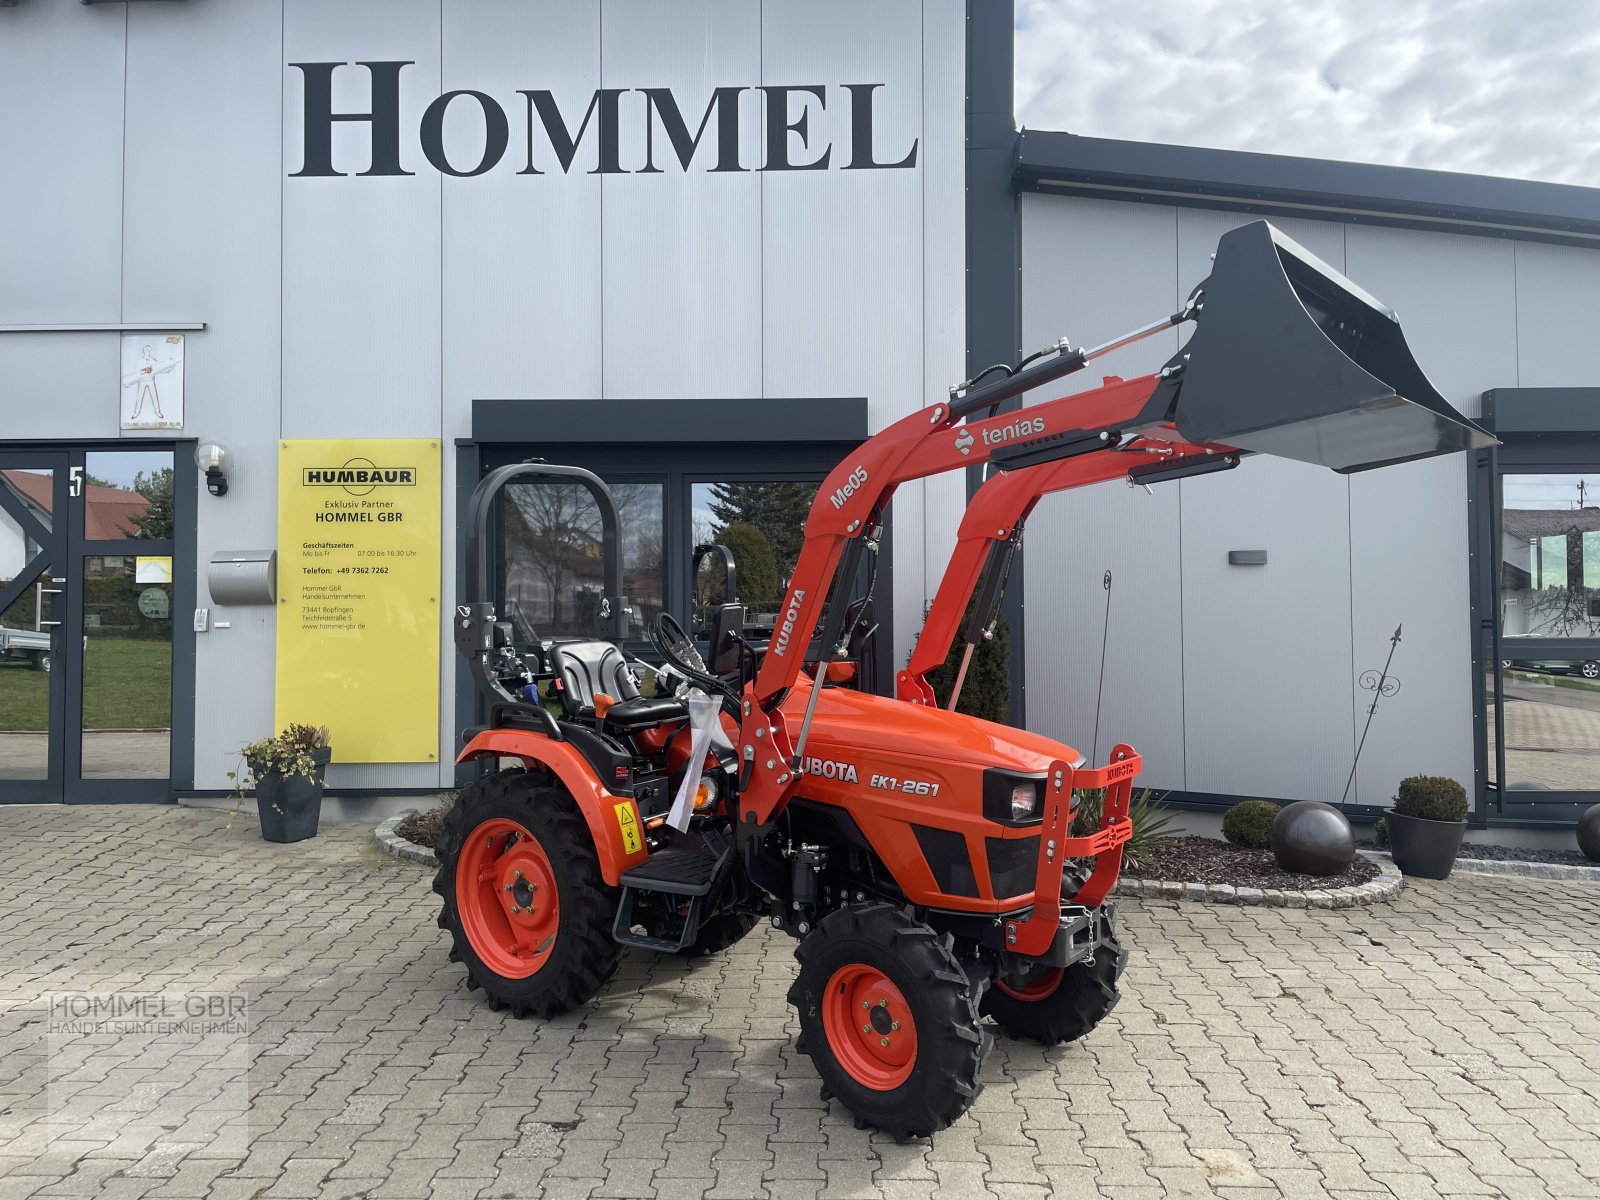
(289, 62), (919, 178)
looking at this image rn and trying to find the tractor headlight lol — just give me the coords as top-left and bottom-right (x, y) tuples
(982, 769), (1047, 826)
(1009, 782), (1038, 821)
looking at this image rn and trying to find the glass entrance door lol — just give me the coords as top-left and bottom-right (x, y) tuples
(0, 455), (67, 802)
(1472, 392), (1600, 826)
(0, 447), (188, 803)
(1492, 470), (1600, 809)
(70, 448), (180, 801)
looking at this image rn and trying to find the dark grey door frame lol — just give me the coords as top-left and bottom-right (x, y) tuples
(475, 441), (868, 640)
(453, 403), (873, 785)
(1470, 389), (1600, 827)
(0, 440), (197, 804)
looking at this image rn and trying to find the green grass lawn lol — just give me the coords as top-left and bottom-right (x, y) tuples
(0, 638), (171, 732)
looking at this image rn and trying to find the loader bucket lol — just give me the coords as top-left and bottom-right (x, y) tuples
(1165, 221), (1496, 473)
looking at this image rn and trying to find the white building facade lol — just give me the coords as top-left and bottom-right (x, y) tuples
(3, 0), (1597, 828)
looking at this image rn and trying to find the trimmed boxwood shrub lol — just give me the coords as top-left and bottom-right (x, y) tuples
(1392, 775), (1467, 823)
(1222, 799), (1281, 849)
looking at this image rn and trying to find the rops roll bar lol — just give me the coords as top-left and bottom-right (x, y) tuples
(692, 543), (738, 607)
(462, 460), (625, 639)
(456, 462), (628, 710)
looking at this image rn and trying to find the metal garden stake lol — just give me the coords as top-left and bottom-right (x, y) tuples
(1091, 570), (1113, 765)
(1341, 624), (1403, 810)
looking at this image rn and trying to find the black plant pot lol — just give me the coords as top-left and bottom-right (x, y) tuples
(255, 748), (330, 844)
(1385, 810), (1466, 880)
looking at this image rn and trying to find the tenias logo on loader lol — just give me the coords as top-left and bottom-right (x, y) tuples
(957, 416), (1046, 455)
(303, 459), (416, 497)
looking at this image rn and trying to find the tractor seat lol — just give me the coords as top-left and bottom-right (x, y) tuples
(548, 640), (685, 731)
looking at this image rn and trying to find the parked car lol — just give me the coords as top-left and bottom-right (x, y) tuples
(1504, 658), (1600, 680)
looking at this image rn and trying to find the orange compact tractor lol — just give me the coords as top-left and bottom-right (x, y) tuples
(435, 221), (1494, 1137)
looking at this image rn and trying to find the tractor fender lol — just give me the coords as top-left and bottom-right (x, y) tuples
(455, 728), (648, 886)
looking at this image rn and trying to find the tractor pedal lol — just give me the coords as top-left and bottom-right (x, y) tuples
(617, 844), (730, 897)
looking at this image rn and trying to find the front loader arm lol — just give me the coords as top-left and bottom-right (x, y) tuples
(899, 417), (1232, 705)
(734, 218), (1495, 827)
(754, 374), (1180, 702)
(738, 374), (1183, 823)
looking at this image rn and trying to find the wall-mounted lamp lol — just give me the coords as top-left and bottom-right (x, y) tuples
(195, 441), (232, 497)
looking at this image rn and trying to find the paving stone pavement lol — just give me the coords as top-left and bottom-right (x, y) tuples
(1, 804), (1598, 1200)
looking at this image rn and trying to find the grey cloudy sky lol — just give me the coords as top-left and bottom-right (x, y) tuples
(1014, 0), (1600, 186)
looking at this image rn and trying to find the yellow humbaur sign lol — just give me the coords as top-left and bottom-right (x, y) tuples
(276, 439), (441, 763)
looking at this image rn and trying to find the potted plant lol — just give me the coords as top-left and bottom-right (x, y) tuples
(231, 724), (332, 843)
(1385, 775), (1468, 880)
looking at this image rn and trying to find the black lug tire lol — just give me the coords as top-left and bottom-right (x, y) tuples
(788, 902), (991, 1140)
(432, 768), (621, 1018)
(981, 929), (1128, 1046)
(685, 909), (761, 956)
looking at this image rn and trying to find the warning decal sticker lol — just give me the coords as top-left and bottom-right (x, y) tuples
(613, 802), (642, 855)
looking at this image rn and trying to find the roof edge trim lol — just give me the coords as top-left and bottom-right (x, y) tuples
(1018, 131), (1600, 247)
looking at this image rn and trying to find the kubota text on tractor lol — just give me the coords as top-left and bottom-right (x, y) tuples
(433, 221), (1494, 1138)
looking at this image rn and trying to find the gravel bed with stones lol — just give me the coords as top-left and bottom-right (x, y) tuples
(395, 796), (453, 848)
(1126, 835), (1378, 890)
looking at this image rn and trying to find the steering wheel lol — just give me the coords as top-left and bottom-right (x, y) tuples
(646, 620), (739, 713)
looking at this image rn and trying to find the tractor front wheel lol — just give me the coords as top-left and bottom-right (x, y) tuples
(981, 927), (1128, 1046)
(432, 768), (620, 1018)
(788, 903), (990, 1139)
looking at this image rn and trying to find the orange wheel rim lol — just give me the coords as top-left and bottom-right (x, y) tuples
(996, 965), (1064, 1001)
(821, 963), (917, 1090)
(455, 817), (560, 979)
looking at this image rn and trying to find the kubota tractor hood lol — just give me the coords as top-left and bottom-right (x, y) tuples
(1154, 221), (1497, 473)
(788, 681), (1072, 775)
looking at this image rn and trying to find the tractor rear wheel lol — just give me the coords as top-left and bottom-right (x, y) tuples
(788, 903), (990, 1139)
(981, 928), (1128, 1046)
(432, 768), (620, 1018)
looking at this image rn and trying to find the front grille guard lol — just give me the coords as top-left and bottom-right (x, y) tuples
(1003, 743), (1139, 958)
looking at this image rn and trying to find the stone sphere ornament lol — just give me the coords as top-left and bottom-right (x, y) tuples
(1579, 803), (1600, 863)
(1270, 801), (1357, 877)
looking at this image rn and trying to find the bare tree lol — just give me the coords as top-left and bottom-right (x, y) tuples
(503, 482), (665, 637)
(504, 484), (605, 632)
